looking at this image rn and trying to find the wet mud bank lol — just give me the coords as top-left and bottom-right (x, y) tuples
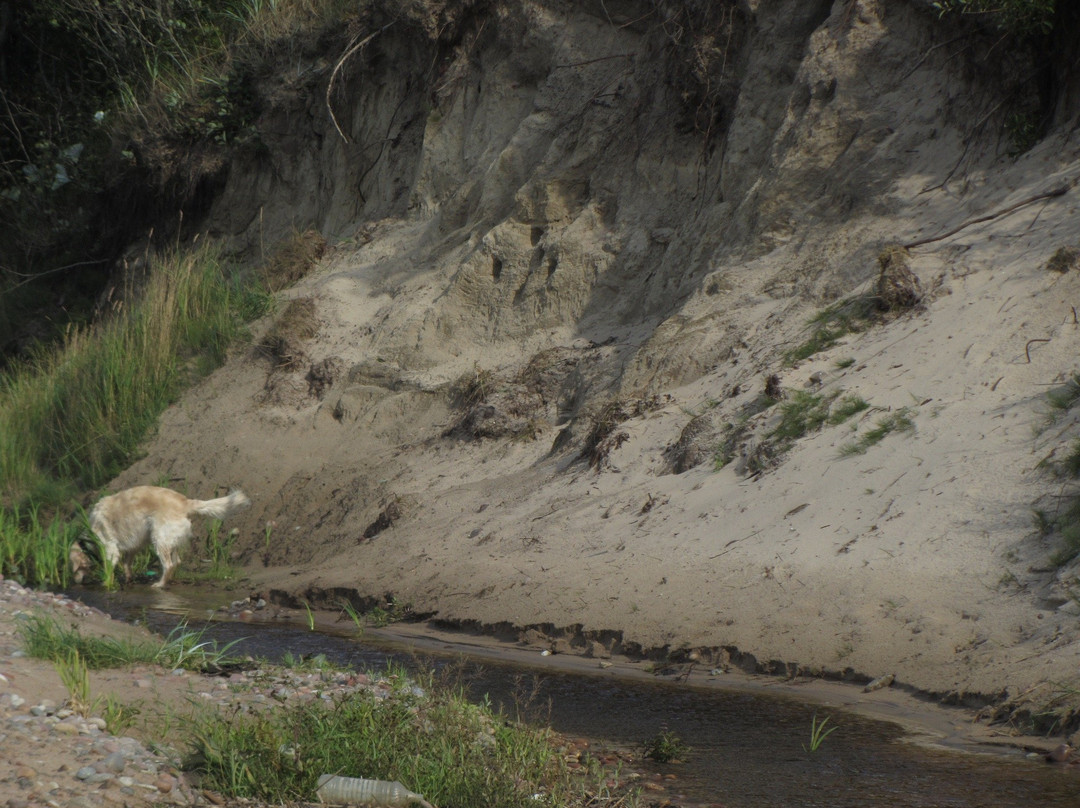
(274, 585), (1080, 751)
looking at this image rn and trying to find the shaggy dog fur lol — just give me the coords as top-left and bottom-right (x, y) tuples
(76, 486), (250, 588)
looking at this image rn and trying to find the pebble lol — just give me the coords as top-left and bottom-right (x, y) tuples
(102, 752), (126, 773)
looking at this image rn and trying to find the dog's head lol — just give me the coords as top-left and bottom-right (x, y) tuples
(69, 542), (92, 584)
(69, 536), (98, 584)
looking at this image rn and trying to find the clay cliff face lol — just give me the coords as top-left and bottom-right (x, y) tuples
(117, 0), (1080, 710)
(208, 0), (979, 390)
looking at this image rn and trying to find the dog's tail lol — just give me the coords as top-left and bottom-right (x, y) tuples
(189, 489), (251, 521)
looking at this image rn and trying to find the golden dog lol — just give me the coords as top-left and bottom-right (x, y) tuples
(75, 486), (250, 588)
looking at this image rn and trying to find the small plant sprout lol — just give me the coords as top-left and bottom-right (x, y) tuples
(302, 600), (315, 631)
(101, 696), (141, 735)
(805, 713), (837, 753)
(54, 649), (95, 716)
(338, 599), (364, 635)
(643, 729), (690, 763)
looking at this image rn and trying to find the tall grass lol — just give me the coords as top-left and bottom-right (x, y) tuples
(0, 243), (268, 507)
(17, 612), (242, 672)
(0, 243), (270, 587)
(0, 503), (84, 587)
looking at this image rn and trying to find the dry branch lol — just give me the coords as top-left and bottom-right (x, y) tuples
(326, 21), (396, 143)
(904, 185), (1070, 249)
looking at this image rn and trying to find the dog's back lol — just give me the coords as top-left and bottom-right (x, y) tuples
(90, 486), (191, 554)
(85, 485), (250, 587)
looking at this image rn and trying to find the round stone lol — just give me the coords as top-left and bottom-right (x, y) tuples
(102, 752), (126, 773)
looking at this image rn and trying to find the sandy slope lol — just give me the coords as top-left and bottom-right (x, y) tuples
(107, 0), (1080, 726)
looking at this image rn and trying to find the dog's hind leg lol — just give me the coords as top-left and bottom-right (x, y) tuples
(151, 518), (191, 589)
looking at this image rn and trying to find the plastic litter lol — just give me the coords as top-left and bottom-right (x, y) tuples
(315, 774), (435, 807)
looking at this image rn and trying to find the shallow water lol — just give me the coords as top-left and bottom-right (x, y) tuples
(70, 586), (1080, 807)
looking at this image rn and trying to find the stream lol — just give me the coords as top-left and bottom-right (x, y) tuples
(68, 585), (1080, 807)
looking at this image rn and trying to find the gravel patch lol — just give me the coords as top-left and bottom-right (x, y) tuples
(0, 576), (415, 807)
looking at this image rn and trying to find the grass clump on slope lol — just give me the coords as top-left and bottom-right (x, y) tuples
(838, 407), (916, 456)
(0, 243), (268, 507)
(0, 243), (270, 586)
(1033, 374), (1080, 567)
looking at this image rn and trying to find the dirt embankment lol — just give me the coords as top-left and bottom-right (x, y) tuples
(109, 0), (1080, 734)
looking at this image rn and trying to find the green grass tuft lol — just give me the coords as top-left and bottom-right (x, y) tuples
(17, 612), (242, 672)
(186, 668), (595, 807)
(827, 394), (870, 425)
(1046, 375), (1080, 415)
(785, 296), (878, 365)
(839, 408), (915, 456)
(769, 389), (868, 442)
(717, 391), (874, 472)
(642, 730), (690, 763)
(194, 521), (238, 582)
(770, 391), (834, 442)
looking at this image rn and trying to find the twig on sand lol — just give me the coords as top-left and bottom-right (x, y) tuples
(1025, 338), (1051, 363)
